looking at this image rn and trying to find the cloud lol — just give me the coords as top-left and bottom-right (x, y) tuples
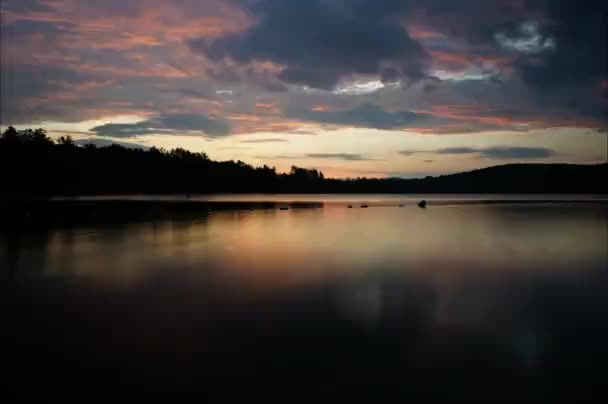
(1, 0), (52, 13)
(87, 122), (159, 137)
(475, 146), (555, 159)
(218, 146), (252, 150)
(0, 19), (74, 41)
(0, 64), (105, 124)
(253, 154), (298, 160)
(435, 147), (479, 154)
(289, 103), (432, 130)
(2, 0), (607, 138)
(255, 153), (377, 161)
(178, 88), (213, 99)
(190, 0), (429, 90)
(511, 2), (608, 121)
(306, 153), (373, 161)
(89, 114), (230, 138)
(494, 22), (556, 55)
(288, 129), (318, 135)
(239, 138), (288, 143)
(400, 146), (555, 159)
(437, 146), (555, 159)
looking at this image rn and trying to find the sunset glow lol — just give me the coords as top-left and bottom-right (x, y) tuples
(1, 0), (606, 176)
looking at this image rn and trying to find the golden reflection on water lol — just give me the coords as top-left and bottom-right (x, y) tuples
(3, 202), (608, 402)
(11, 203), (601, 286)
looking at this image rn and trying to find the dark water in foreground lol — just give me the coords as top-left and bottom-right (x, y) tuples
(2, 198), (608, 402)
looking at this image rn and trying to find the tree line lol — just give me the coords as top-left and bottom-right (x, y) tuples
(1, 126), (606, 195)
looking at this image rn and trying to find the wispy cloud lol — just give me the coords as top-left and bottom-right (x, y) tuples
(255, 153), (379, 161)
(289, 103), (433, 130)
(89, 114), (230, 138)
(239, 138), (288, 143)
(400, 146), (556, 159)
(218, 146), (252, 150)
(306, 153), (377, 161)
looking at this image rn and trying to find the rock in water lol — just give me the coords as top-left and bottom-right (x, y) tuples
(418, 200), (427, 208)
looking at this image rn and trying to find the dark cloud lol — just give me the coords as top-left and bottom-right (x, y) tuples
(0, 19), (75, 40)
(289, 103), (432, 130)
(1, 64), (88, 99)
(89, 114), (230, 138)
(411, 0), (526, 44)
(474, 146), (555, 159)
(239, 138), (288, 143)
(0, 64), (97, 124)
(401, 0), (606, 126)
(262, 81), (289, 93)
(177, 89), (213, 99)
(191, 0), (429, 89)
(401, 146), (555, 159)
(1, 0), (53, 13)
(436, 147), (479, 154)
(494, 22), (556, 54)
(2, 0), (606, 136)
(517, 1), (607, 83)
(88, 123), (159, 137)
(511, 1), (608, 121)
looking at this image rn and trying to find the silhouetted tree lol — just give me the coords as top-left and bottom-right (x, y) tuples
(57, 136), (75, 147)
(0, 126), (606, 196)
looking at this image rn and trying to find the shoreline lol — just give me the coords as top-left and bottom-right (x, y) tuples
(1, 198), (607, 229)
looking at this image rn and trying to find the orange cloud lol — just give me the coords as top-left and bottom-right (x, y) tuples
(421, 104), (529, 129)
(429, 50), (513, 71)
(407, 22), (445, 40)
(255, 103), (275, 109)
(3, 1), (250, 53)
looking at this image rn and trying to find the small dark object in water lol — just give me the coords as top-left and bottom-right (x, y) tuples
(418, 200), (427, 208)
(348, 205), (353, 208)
(185, 195), (191, 199)
(398, 204), (404, 207)
(279, 206), (289, 210)
(361, 204), (369, 208)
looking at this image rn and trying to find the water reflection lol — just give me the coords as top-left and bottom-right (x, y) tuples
(4, 203), (604, 282)
(2, 202), (607, 402)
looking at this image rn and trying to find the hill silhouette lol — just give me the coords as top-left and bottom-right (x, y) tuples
(1, 126), (606, 196)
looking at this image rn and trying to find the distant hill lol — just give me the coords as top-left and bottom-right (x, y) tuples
(403, 163), (608, 194)
(1, 127), (606, 195)
(74, 138), (150, 150)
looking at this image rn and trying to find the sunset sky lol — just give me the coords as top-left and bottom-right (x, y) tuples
(1, 0), (606, 178)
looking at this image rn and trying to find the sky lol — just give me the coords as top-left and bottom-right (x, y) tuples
(1, 0), (607, 178)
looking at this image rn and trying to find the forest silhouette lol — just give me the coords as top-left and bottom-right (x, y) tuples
(1, 126), (606, 196)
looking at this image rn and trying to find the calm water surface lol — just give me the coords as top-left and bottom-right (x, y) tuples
(2, 196), (607, 402)
(56, 192), (608, 203)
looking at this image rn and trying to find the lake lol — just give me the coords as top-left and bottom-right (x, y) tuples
(2, 195), (607, 402)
